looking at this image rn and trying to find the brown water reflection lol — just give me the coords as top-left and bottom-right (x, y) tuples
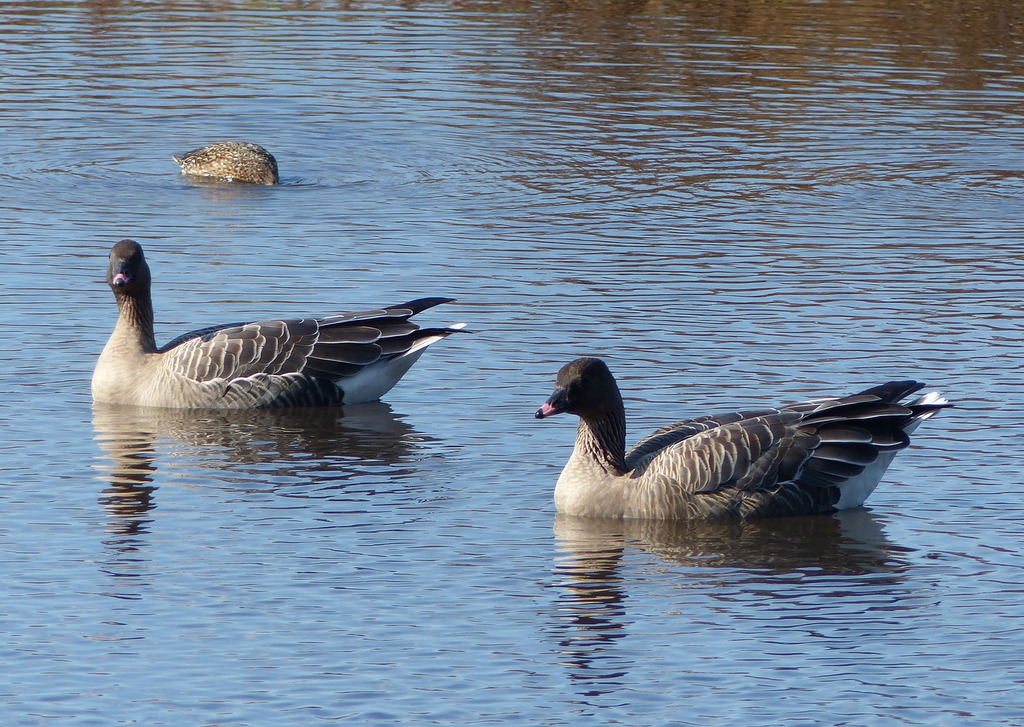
(473, 0), (1023, 66)
(9, 0), (1022, 74)
(37, 0), (1024, 57)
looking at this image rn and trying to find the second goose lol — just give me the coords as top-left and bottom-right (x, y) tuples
(536, 357), (947, 520)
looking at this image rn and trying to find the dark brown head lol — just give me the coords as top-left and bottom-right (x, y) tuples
(535, 357), (622, 419)
(106, 239), (151, 296)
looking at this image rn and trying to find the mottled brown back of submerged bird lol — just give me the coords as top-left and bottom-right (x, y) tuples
(172, 141), (279, 185)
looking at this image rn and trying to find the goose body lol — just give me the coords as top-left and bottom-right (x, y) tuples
(92, 240), (464, 409)
(536, 358), (947, 520)
(173, 141), (279, 185)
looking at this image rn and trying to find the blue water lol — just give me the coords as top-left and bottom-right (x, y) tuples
(2, 1), (1023, 724)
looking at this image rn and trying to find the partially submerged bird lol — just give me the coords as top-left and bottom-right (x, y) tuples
(172, 141), (279, 185)
(536, 357), (947, 520)
(92, 239), (464, 408)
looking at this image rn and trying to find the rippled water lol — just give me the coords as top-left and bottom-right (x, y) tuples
(2, 1), (1023, 724)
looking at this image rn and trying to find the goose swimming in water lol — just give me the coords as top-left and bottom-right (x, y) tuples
(536, 357), (947, 520)
(92, 239), (464, 408)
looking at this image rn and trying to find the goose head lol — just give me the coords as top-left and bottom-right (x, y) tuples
(536, 357), (622, 420)
(106, 239), (152, 297)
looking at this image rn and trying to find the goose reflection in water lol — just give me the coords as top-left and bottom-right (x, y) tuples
(92, 402), (424, 541)
(549, 510), (910, 694)
(95, 423), (159, 542)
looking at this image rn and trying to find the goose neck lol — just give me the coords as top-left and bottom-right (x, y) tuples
(576, 404), (627, 474)
(114, 291), (157, 352)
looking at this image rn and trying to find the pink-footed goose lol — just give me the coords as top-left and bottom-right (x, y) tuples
(536, 358), (948, 520)
(92, 239), (465, 408)
(173, 141), (279, 185)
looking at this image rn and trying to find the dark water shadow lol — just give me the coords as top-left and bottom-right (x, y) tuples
(176, 172), (330, 190)
(174, 174), (283, 199)
(548, 510), (910, 696)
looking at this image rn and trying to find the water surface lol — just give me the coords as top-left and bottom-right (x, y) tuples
(2, 1), (1023, 724)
